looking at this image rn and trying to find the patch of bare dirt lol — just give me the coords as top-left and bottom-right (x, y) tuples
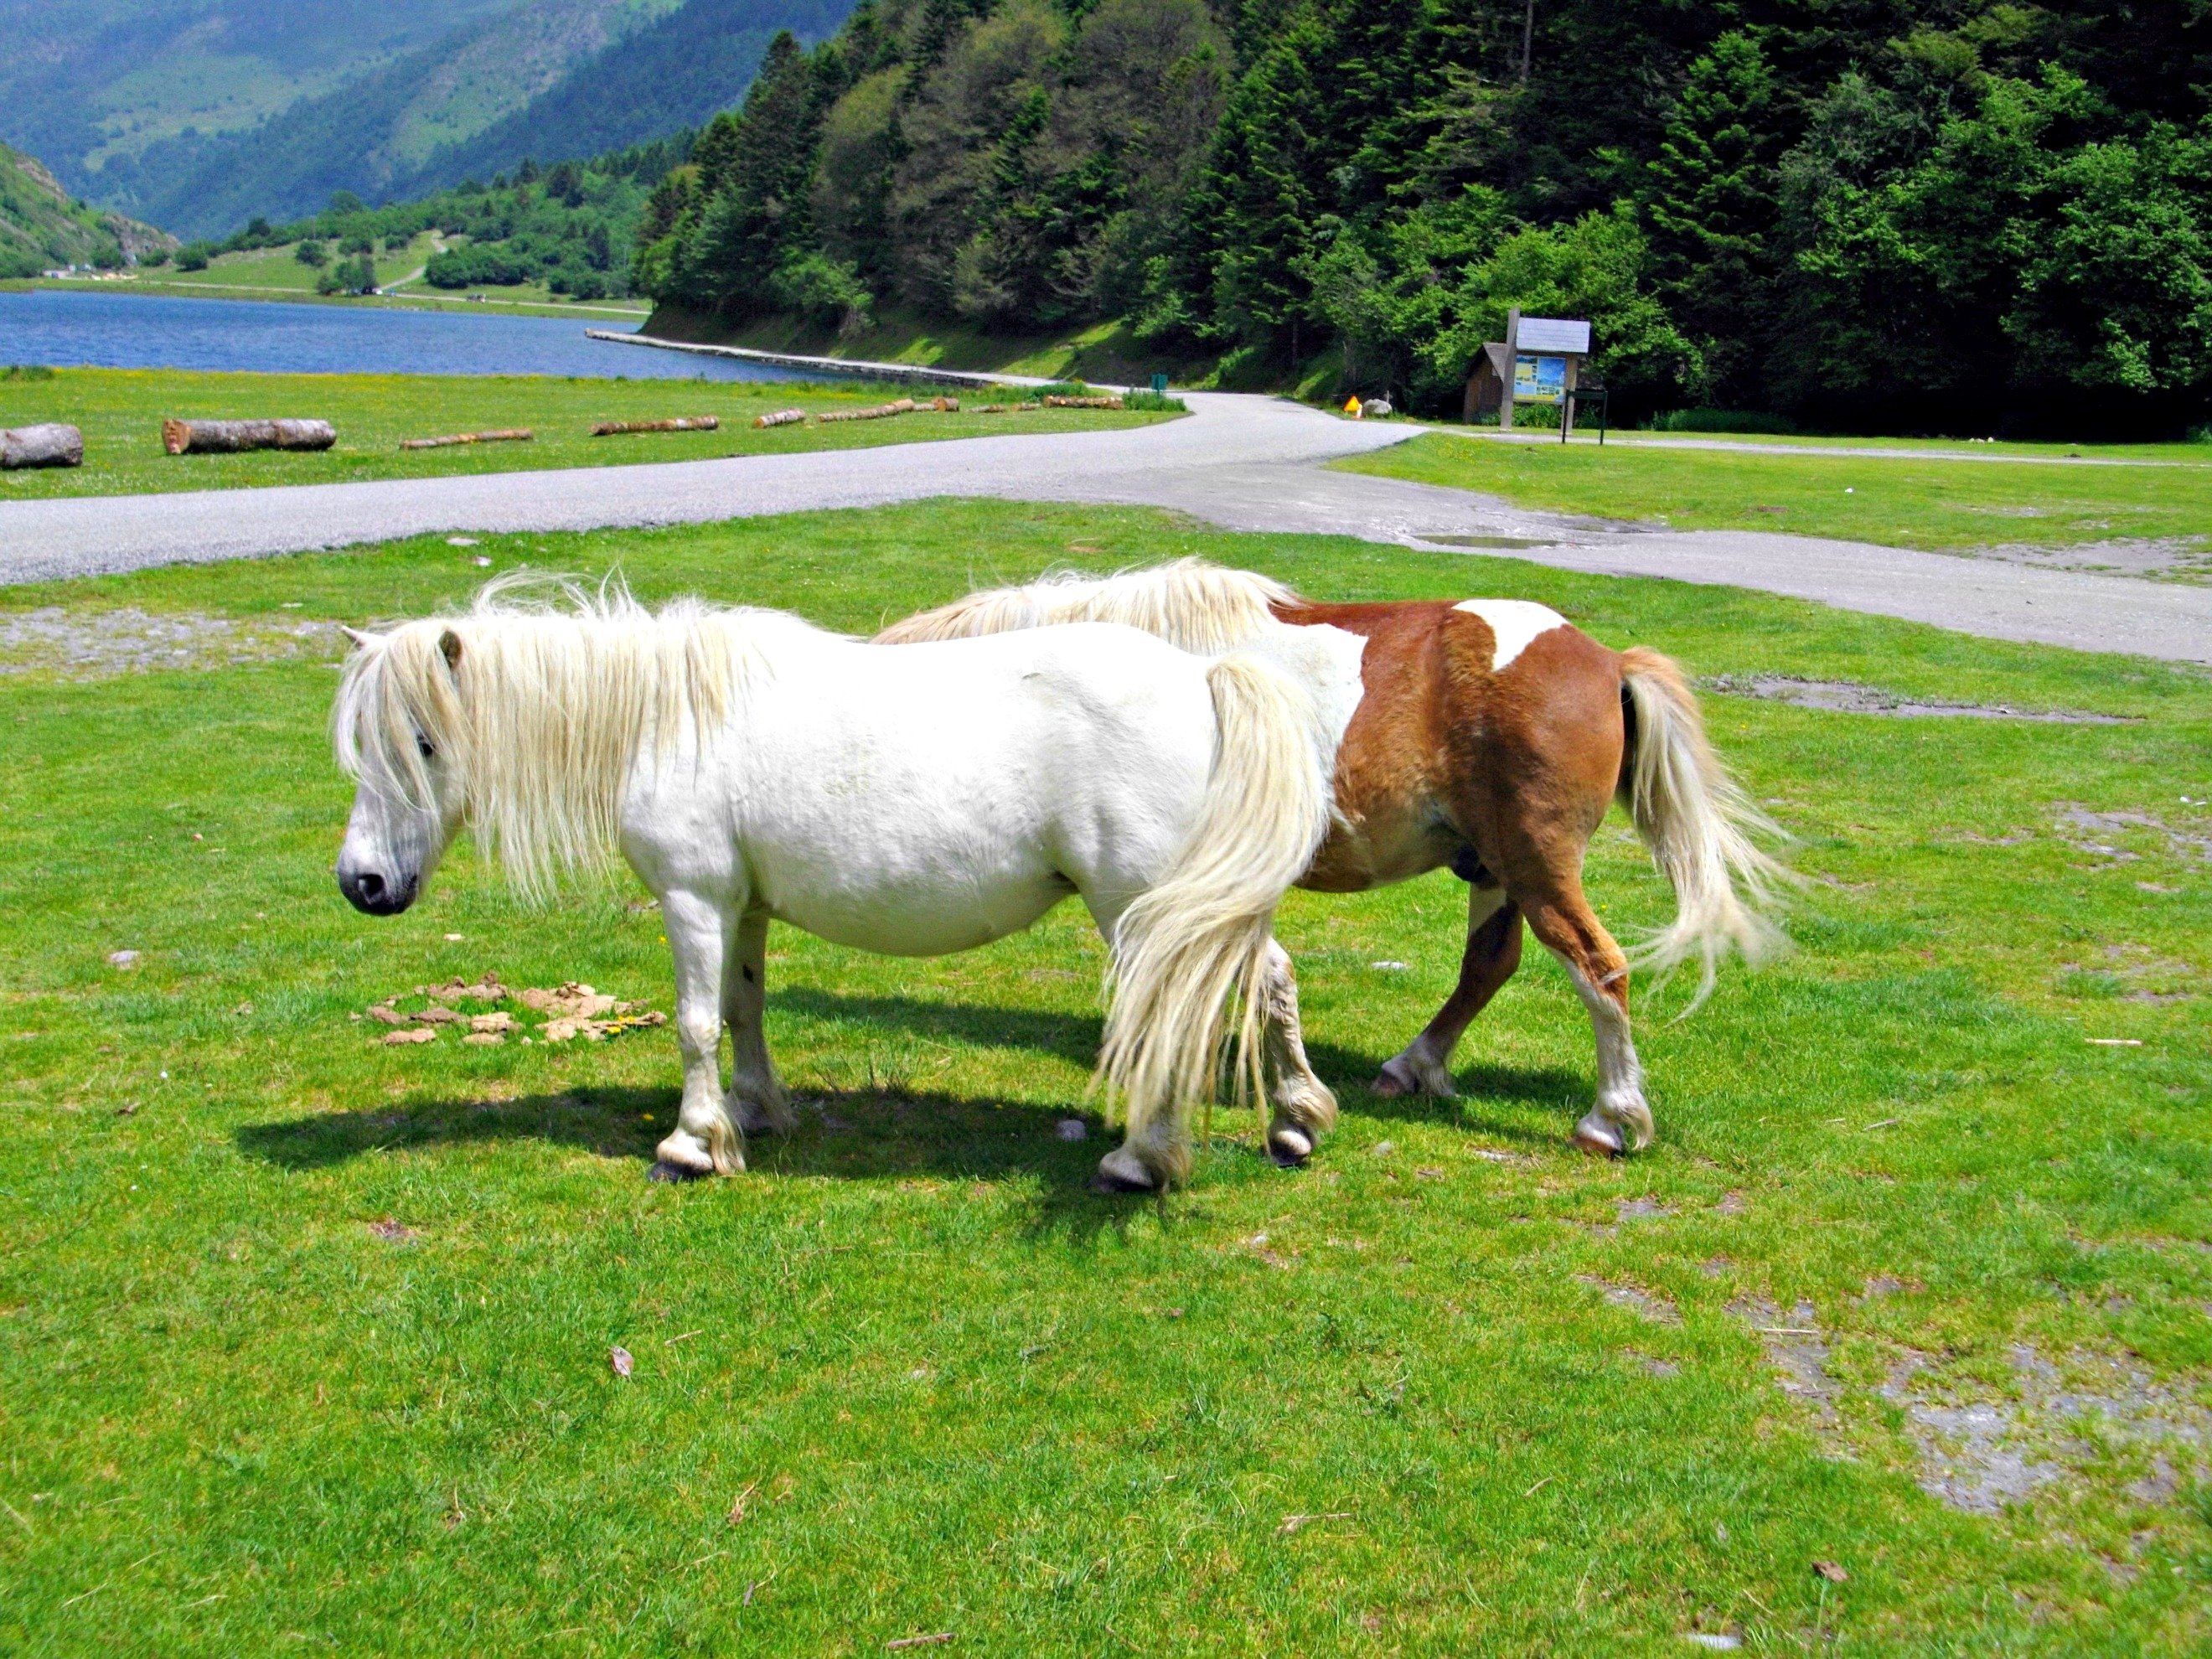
(1729, 1295), (1840, 1427)
(1578, 1274), (1680, 1324)
(1966, 535), (2212, 585)
(0, 607), (343, 679)
(1707, 675), (2133, 723)
(1881, 1345), (2212, 1518)
(2055, 805), (2212, 866)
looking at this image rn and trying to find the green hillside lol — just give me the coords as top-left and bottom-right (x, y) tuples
(0, 141), (174, 280)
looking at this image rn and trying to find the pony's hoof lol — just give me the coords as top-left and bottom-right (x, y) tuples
(1373, 1052), (1454, 1098)
(1090, 1147), (1158, 1194)
(649, 1159), (707, 1182)
(1268, 1124), (1314, 1167)
(1570, 1114), (1625, 1158)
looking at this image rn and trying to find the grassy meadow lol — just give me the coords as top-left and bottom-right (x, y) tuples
(1338, 431), (2212, 556)
(1, 501), (2209, 1654)
(0, 368), (1173, 499)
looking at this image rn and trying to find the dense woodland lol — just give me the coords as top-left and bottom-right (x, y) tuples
(624, 0), (2212, 432)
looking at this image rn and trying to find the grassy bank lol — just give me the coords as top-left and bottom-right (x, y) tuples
(0, 369), (1173, 499)
(3, 501), (2208, 1653)
(1336, 431), (2212, 556)
(642, 303), (1210, 389)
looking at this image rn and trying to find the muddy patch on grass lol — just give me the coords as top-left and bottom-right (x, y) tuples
(1881, 1345), (2212, 1517)
(2055, 804), (2212, 866)
(1579, 1274), (1681, 1324)
(0, 607), (343, 679)
(1729, 1295), (1839, 1427)
(1706, 674), (2134, 723)
(1967, 535), (2212, 585)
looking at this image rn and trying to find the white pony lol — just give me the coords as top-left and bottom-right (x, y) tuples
(331, 584), (1341, 1191)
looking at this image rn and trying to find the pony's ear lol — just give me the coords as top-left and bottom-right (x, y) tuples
(340, 625), (377, 650)
(438, 628), (463, 673)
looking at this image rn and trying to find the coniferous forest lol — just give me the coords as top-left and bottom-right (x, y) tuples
(628, 0), (2212, 432)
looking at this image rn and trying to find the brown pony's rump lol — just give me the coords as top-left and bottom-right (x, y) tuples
(882, 563), (1795, 1160)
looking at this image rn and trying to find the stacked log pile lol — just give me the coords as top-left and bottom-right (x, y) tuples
(163, 418), (336, 455)
(0, 423), (83, 469)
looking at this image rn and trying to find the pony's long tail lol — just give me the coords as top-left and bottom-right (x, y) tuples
(1618, 646), (1800, 1008)
(1095, 654), (1334, 1186)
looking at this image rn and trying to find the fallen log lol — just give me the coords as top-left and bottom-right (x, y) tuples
(817, 398), (918, 425)
(590, 416), (719, 437)
(399, 428), (534, 451)
(1, 422), (83, 469)
(1042, 395), (1124, 409)
(752, 409), (806, 429)
(163, 418), (337, 456)
(973, 402), (1044, 414)
(930, 396), (959, 412)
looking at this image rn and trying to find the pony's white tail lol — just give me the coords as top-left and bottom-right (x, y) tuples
(1618, 647), (1800, 1007)
(1095, 654), (1334, 1185)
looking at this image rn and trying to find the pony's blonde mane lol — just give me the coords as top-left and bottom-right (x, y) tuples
(333, 579), (773, 897)
(876, 557), (1301, 654)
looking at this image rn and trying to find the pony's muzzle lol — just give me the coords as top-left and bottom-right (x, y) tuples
(338, 864), (417, 916)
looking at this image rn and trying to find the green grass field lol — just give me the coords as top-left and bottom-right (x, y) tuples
(2, 503), (2208, 1654)
(1339, 431), (2212, 556)
(0, 369), (1172, 499)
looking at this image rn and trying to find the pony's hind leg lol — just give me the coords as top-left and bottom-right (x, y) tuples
(1517, 884), (1651, 1156)
(652, 889), (744, 1179)
(1373, 880), (1522, 1098)
(1256, 938), (1337, 1166)
(724, 907), (794, 1136)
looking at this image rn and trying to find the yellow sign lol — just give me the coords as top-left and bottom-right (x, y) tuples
(1343, 395), (1362, 416)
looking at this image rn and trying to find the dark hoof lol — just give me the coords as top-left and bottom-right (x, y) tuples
(649, 1159), (709, 1182)
(1267, 1126), (1314, 1168)
(1089, 1168), (1156, 1195)
(1370, 1068), (1414, 1098)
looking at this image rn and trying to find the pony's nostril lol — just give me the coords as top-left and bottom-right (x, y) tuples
(355, 871), (386, 902)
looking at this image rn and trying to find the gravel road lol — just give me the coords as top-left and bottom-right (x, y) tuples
(4, 388), (2207, 664)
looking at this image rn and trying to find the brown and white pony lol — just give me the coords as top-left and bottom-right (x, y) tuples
(878, 561), (1795, 1163)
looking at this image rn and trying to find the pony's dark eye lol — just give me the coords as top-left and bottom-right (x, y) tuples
(416, 736), (437, 759)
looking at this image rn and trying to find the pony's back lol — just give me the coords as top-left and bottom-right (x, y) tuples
(877, 558), (1299, 654)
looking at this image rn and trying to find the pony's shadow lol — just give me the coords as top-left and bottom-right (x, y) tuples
(772, 986), (1590, 1150)
(235, 1083), (1138, 1236)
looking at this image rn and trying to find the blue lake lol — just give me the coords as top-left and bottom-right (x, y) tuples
(0, 288), (814, 381)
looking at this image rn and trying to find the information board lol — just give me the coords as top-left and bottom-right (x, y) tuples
(1515, 318), (1592, 354)
(1513, 354), (1567, 403)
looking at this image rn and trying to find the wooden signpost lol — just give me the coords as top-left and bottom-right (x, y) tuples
(1463, 311), (1594, 433)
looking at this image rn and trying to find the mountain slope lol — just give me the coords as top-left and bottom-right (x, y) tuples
(97, 0), (685, 237)
(395, 0), (855, 200)
(0, 0), (520, 199)
(0, 141), (175, 279)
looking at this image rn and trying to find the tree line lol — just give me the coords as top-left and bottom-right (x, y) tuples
(627, 0), (2212, 433)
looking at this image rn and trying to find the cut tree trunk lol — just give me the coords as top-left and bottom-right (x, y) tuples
(0, 423), (84, 469)
(1042, 395), (1123, 409)
(590, 416), (718, 437)
(163, 418), (337, 456)
(399, 429), (534, 450)
(816, 399), (917, 425)
(752, 410), (806, 429)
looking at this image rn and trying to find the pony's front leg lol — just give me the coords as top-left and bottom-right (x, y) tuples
(725, 907), (794, 1137)
(651, 889), (744, 1179)
(1374, 881), (1522, 1098)
(1254, 938), (1337, 1167)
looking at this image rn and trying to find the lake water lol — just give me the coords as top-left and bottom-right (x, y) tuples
(0, 288), (815, 382)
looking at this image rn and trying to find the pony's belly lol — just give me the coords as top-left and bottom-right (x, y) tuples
(764, 871), (1069, 958)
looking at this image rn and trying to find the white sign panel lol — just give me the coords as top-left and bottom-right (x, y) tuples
(1516, 317), (1591, 354)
